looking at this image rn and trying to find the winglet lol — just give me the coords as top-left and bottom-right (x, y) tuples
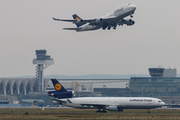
(53, 18), (60, 21)
(51, 79), (67, 92)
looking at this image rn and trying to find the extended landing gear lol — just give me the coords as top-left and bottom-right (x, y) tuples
(96, 108), (107, 113)
(147, 109), (150, 114)
(96, 111), (107, 113)
(130, 12), (134, 18)
(102, 26), (107, 30)
(113, 26), (117, 30)
(107, 26), (111, 30)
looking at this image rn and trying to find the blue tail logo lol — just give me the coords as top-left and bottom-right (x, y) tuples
(51, 79), (67, 92)
(72, 14), (84, 27)
(55, 83), (62, 91)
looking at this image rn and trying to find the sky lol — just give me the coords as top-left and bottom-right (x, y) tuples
(1, 0), (180, 77)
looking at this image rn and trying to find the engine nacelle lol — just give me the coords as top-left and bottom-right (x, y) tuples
(124, 19), (135, 26)
(48, 91), (75, 99)
(75, 19), (84, 25)
(108, 106), (118, 111)
(95, 18), (103, 24)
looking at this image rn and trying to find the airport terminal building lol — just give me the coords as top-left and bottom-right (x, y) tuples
(129, 68), (180, 105)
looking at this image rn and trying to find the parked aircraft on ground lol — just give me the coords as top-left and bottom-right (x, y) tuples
(53, 3), (137, 32)
(49, 79), (165, 113)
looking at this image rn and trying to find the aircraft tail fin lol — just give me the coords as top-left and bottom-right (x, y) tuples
(51, 79), (67, 92)
(72, 14), (82, 20)
(48, 79), (75, 99)
(72, 14), (84, 27)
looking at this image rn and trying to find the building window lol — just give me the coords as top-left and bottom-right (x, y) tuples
(6, 98), (8, 100)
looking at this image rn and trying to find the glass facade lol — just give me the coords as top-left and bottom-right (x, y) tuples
(129, 77), (180, 97)
(148, 68), (164, 77)
(35, 50), (51, 60)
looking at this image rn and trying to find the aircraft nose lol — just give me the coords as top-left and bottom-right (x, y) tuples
(131, 5), (137, 10)
(162, 102), (165, 105)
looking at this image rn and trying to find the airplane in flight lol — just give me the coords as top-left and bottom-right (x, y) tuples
(53, 3), (137, 32)
(49, 79), (165, 113)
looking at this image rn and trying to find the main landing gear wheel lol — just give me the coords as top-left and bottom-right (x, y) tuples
(96, 108), (107, 113)
(107, 27), (111, 30)
(96, 111), (107, 113)
(130, 12), (134, 18)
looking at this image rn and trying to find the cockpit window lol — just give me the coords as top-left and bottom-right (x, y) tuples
(128, 3), (131, 5)
(158, 101), (161, 102)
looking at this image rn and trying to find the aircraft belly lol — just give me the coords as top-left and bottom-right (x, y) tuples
(77, 25), (101, 32)
(65, 103), (95, 109)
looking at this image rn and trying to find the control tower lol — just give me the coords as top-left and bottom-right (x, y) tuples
(33, 50), (54, 92)
(148, 68), (176, 77)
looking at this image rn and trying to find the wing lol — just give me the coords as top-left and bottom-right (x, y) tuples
(51, 98), (67, 104)
(81, 103), (108, 109)
(53, 18), (94, 23)
(63, 28), (81, 31)
(53, 16), (119, 30)
(53, 16), (117, 24)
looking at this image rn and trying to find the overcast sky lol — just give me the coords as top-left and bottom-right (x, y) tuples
(1, 0), (180, 77)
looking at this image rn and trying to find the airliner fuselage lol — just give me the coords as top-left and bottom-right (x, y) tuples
(55, 97), (165, 112)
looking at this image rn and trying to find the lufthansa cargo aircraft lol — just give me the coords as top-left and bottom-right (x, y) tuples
(49, 79), (165, 113)
(53, 3), (137, 32)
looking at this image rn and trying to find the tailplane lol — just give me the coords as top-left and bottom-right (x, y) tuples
(63, 28), (81, 31)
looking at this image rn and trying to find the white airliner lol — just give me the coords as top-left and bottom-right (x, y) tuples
(53, 3), (137, 32)
(49, 79), (165, 113)
(53, 97), (165, 113)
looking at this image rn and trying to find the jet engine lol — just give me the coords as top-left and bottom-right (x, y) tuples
(75, 19), (84, 25)
(107, 106), (118, 111)
(124, 19), (135, 26)
(95, 18), (103, 24)
(48, 91), (75, 99)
